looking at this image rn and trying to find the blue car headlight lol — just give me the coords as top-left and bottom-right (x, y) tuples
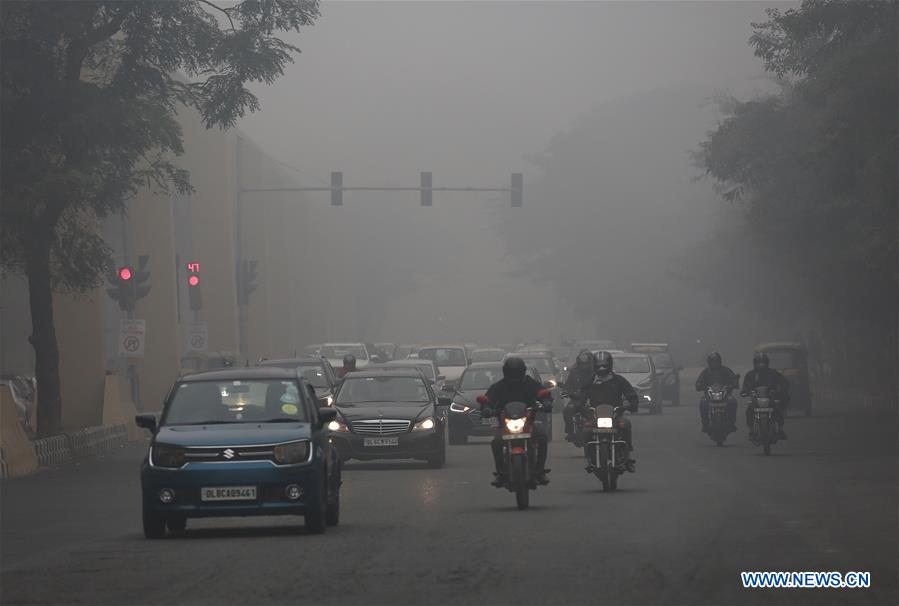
(150, 444), (186, 469)
(273, 440), (311, 465)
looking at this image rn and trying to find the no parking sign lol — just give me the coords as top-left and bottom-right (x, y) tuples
(119, 319), (146, 357)
(187, 321), (208, 352)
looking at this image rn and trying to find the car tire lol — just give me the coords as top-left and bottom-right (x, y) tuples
(448, 431), (467, 445)
(305, 480), (328, 535)
(166, 516), (187, 533)
(142, 506), (166, 539)
(427, 444), (446, 469)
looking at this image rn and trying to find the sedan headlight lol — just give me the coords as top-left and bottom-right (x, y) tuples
(596, 417), (613, 428)
(273, 440), (311, 464)
(150, 444), (186, 469)
(327, 419), (349, 432)
(504, 417), (526, 434)
(324, 395), (334, 407)
(449, 402), (471, 413)
(413, 417), (436, 432)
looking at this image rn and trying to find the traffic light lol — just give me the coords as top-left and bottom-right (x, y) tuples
(511, 173), (523, 207)
(331, 171), (343, 206)
(107, 265), (136, 312)
(237, 259), (259, 305)
(186, 261), (202, 311)
(420, 171), (432, 206)
(133, 255), (151, 301)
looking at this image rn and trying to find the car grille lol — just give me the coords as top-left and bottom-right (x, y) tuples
(182, 446), (276, 463)
(351, 419), (411, 435)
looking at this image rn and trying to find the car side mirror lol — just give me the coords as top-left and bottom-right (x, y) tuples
(135, 413), (157, 433)
(318, 408), (337, 426)
(437, 375), (446, 382)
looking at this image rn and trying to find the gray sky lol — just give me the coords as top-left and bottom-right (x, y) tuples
(238, 1), (790, 346)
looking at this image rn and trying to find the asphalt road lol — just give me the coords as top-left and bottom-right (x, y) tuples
(2, 378), (896, 606)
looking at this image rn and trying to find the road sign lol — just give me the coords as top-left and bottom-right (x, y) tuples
(119, 319), (146, 357)
(187, 321), (208, 352)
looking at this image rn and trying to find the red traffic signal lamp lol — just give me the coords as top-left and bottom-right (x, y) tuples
(186, 262), (202, 311)
(118, 267), (133, 281)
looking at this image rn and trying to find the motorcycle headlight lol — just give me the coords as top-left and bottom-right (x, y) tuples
(150, 444), (186, 469)
(273, 440), (311, 464)
(327, 419), (349, 432)
(449, 402), (471, 413)
(413, 417), (436, 431)
(596, 417), (613, 428)
(324, 395), (334, 407)
(547, 379), (557, 388)
(504, 417), (526, 433)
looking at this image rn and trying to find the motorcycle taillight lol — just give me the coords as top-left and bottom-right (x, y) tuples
(617, 419), (627, 429)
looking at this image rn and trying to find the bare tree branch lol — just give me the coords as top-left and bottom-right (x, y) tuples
(198, 0), (236, 31)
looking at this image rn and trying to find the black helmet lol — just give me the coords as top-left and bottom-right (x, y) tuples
(594, 351), (613, 377)
(707, 351), (722, 368)
(342, 353), (357, 370)
(752, 352), (769, 370)
(575, 349), (594, 368)
(502, 356), (527, 381)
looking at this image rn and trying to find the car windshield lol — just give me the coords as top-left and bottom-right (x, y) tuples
(320, 344), (368, 360)
(615, 357), (651, 374)
(336, 376), (430, 404)
(386, 362), (435, 380)
(417, 347), (467, 367)
(163, 380), (309, 425)
(471, 350), (505, 363)
(650, 353), (673, 369)
(520, 357), (554, 373)
(460, 367), (503, 389)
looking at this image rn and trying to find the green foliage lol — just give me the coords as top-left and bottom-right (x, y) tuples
(1, 0), (319, 290)
(696, 0), (897, 388)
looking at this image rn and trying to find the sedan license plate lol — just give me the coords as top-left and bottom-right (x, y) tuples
(363, 437), (399, 447)
(481, 417), (496, 426)
(200, 486), (257, 502)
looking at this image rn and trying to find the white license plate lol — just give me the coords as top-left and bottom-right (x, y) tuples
(481, 417), (496, 426)
(502, 433), (531, 440)
(200, 486), (257, 501)
(363, 437), (399, 447)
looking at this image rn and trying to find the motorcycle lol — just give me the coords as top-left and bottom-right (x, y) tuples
(562, 391), (589, 448)
(584, 404), (630, 492)
(477, 396), (547, 510)
(746, 386), (778, 455)
(705, 376), (738, 446)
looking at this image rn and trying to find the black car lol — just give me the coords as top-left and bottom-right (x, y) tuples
(631, 343), (682, 406)
(259, 357), (340, 407)
(328, 369), (446, 468)
(446, 362), (553, 445)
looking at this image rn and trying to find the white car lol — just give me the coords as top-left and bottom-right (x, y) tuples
(608, 352), (662, 415)
(319, 342), (372, 370)
(415, 345), (470, 387)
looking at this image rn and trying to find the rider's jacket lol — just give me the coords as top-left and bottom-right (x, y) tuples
(577, 373), (639, 412)
(695, 366), (739, 391)
(564, 367), (595, 398)
(741, 368), (790, 402)
(483, 376), (545, 416)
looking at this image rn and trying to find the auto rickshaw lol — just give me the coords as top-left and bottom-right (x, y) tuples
(754, 342), (812, 416)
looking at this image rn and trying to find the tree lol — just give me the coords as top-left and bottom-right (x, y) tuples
(695, 0), (897, 390)
(0, 0), (319, 437)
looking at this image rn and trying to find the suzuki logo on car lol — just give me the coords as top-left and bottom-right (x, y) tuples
(222, 448), (235, 459)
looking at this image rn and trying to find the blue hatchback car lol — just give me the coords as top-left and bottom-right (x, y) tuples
(136, 367), (341, 538)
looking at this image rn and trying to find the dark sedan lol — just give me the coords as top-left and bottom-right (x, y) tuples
(259, 357), (339, 407)
(328, 370), (446, 468)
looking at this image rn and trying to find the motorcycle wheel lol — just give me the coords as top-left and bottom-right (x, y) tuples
(510, 455), (529, 510)
(598, 445), (611, 492)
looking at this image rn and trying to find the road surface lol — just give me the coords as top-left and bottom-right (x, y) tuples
(2, 379), (896, 605)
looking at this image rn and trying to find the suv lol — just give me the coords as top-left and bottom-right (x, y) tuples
(631, 343), (681, 406)
(136, 367), (341, 538)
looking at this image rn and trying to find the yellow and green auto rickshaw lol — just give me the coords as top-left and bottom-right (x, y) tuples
(755, 342), (812, 416)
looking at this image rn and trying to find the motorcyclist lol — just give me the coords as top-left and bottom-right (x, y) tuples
(480, 356), (553, 487)
(695, 351), (739, 433)
(336, 354), (357, 379)
(575, 351), (639, 472)
(563, 350), (596, 440)
(741, 352), (790, 440)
